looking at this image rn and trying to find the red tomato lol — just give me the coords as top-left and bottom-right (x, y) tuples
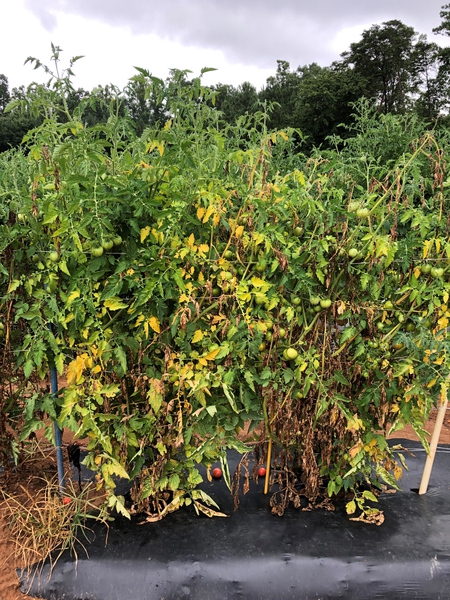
(257, 466), (267, 477)
(212, 467), (222, 479)
(62, 497), (71, 505)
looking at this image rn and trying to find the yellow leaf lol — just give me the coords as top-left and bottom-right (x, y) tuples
(394, 465), (403, 480)
(203, 205), (214, 223)
(104, 297), (128, 310)
(187, 233), (195, 249)
(349, 441), (363, 458)
(135, 314), (145, 328)
(250, 277), (272, 291)
(427, 377), (438, 388)
(423, 239), (431, 259)
(414, 267), (421, 279)
(438, 316), (448, 330)
(204, 347), (220, 361)
(140, 226), (151, 243)
(67, 290), (80, 306)
(197, 206), (206, 221)
(436, 238), (441, 254)
(235, 225), (244, 238)
(192, 330), (204, 343)
(148, 316), (161, 333)
(279, 131), (289, 141)
(346, 500), (356, 515)
(67, 355), (85, 385)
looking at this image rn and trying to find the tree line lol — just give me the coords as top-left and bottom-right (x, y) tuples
(2, 8), (450, 153)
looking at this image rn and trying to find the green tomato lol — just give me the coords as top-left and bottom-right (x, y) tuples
(356, 207), (370, 218)
(291, 296), (301, 306)
(348, 201), (360, 213)
(278, 327), (286, 339)
(320, 298), (332, 309)
(294, 226), (303, 236)
(348, 248), (358, 258)
(420, 263), (432, 274)
(113, 235), (123, 246)
(91, 246), (104, 257)
(102, 240), (114, 251)
(384, 301), (394, 311)
(431, 267), (444, 278)
(49, 251), (59, 263)
(310, 296), (320, 306)
(255, 260), (267, 273)
(285, 348), (298, 360)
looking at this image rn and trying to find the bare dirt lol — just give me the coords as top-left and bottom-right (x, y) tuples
(1, 410), (449, 600)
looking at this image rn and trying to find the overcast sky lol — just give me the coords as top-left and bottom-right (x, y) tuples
(2, 0), (449, 93)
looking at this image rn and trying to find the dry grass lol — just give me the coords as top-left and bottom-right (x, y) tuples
(1, 474), (109, 591)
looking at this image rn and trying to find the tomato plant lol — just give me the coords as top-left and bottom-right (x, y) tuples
(1, 51), (450, 524)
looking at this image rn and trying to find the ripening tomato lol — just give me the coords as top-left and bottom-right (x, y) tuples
(257, 466), (266, 477)
(212, 467), (222, 479)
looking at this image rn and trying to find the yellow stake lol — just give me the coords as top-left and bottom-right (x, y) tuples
(264, 437), (272, 495)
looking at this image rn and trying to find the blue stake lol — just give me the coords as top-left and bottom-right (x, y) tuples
(49, 363), (65, 494)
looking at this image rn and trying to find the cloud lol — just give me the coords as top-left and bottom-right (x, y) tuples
(24, 2), (58, 31)
(24, 0), (447, 71)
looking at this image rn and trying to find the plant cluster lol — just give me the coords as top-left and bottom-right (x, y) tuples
(1, 50), (450, 522)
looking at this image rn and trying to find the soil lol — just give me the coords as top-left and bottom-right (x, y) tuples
(1, 410), (449, 600)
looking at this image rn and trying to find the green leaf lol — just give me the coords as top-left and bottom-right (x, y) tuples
(206, 405), (217, 417)
(244, 370), (255, 392)
(222, 383), (239, 413)
(115, 346), (127, 373)
(168, 473), (180, 491)
(23, 360), (34, 379)
(375, 465), (400, 490)
(362, 490), (378, 503)
(333, 370), (350, 386)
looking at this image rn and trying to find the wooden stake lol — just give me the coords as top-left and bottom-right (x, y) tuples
(264, 437), (272, 495)
(418, 395), (448, 495)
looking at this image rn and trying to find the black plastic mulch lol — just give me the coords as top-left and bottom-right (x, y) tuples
(22, 440), (450, 600)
